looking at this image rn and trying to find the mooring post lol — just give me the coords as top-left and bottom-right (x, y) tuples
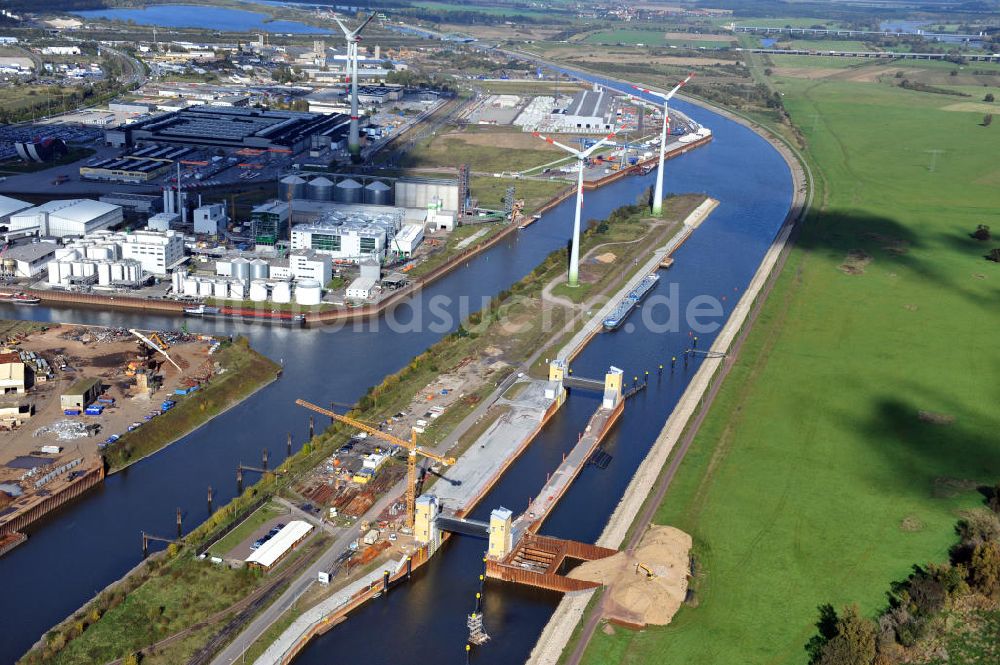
(176, 507), (182, 538)
(207, 485), (213, 514)
(237, 465), (243, 494)
(407, 555), (413, 580)
(262, 448), (268, 471)
(383, 570), (390, 593)
(287, 432), (292, 458)
(142, 532), (148, 559)
(331, 402), (337, 424)
(309, 415), (315, 439)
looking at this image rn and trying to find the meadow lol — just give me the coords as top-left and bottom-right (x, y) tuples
(579, 59), (1000, 665)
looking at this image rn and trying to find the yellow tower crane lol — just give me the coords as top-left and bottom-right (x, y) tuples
(295, 399), (456, 528)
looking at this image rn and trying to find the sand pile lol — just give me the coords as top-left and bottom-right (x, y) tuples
(568, 525), (691, 627)
(594, 252), (617, 264)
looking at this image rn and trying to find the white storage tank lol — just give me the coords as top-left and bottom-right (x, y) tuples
(81, 262), (96, 277)
(54, 247), (78, 261)
(183, 276), (199, 296)
(250, 258), (269, 280)
(112, 263), (126, 282)
(198, 279), (214, 297)
(229, 280), (246, 299)
(97, 263), (111, 285)
(171, 271), (184, 293)
(213, 280), (229, 299)
(295, 279), (322, 306)
(248, 279), (268, 302)
(216, 259), (232, 277)
(58, 262), (72, 281)
(270, 280), (291, 304)
(127, 263), (142, 283)
(71, 261), (85, 276)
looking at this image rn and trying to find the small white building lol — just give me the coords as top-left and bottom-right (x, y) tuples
(391, 223), (424, 257)
(288, 249), (331, 284)
(290, 222), (387, 263)
(8, 199), (123, 238)
(346, 276), (377, 300)
(193, 203), (227, 236)
(147, 212), (179, 232)
(120, 229), (185, 275)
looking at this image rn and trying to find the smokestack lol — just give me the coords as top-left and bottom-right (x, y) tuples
(374, 44), (381, 60)
(163, 188), (172, 214)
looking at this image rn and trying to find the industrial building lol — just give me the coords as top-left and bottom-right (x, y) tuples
(0, 352), (30, 395)
(0, 195), (32, 226)
(278, 172), (460, 213)
(346, 276), (378, 300)
(99, 192), (161, 216)
(290, 206), (403, 263)
(392, 224), (424, 258)
(105, 106), (351, 152)
(250, 201), (290, 247)
(45, 229), (182, 288)
(245, 520), (314, 571)
(81, 146), (192, 183)
(0, 243), (56, 278)
(193, 203), (227, 236)
(560, 88), (616, 132)
(60, 378), (102, 412)
(119, 230), (186, 275)
(7, 199), (123, 238)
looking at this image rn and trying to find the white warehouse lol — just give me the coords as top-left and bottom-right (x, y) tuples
(291, 222), (388, 263)
(7, 199), (123, 238)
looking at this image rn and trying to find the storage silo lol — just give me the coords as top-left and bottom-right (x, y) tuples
(213, 281), (229, 299)
(248, 279), (268, 302)
(334, 178), (363, 204)
(71, 260), (85, 276)
(307, 176), (334, 202)
(231, 257), (251, 282)
(271, 281), (291, 304)
(112, 263), (126, 283)
(249, 258), (269, 280)
(127, 263), (142, 283)
(295, 279), (322, 306)
(97, 263), (111, 285)
(364, 181), (393, 206)
(279, 174), (306, 201)
(198, 279), (214, 297)
(172, 271), (184, 293)
(229, 280), (246, 299)
(216, 259), (232, 277)
(81, 262), (96, 278)
(58, 262), (72, 282)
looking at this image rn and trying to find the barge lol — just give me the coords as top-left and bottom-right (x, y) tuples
(602, 274), (659, 331)
(185, 304), (305, 326)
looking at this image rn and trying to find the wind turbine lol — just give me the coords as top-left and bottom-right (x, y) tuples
(532, 128), (618, 287)
(632, 73), (694, 216)
(334, 11), (378, 159)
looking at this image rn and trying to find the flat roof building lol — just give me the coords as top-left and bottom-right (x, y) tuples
(2, 243), (57, 278)
(245, 520), (313, 571)
(8, 199), (123, 238)
(0, 352), (30, 395)
(60, 377), (102, 411)
(0, 195), (32, 225)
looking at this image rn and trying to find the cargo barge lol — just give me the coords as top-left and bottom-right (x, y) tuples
(602, 274), (659, 330)
(0, 292), (40, 305)
(184, 305), (305, 326)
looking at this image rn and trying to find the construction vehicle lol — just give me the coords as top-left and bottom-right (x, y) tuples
(148, 332), (170, 350)
(295, 399), (456, 528)
(635, 562), (656, 579)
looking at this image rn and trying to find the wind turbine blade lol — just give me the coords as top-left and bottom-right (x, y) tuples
(353, 11), (378, 37)
(663, 73), (695, 101)
(580, 130), (618, 158)
(334, 18), (350, 36)
(632, 84), (668, 101)
(531, 131), (579, 155)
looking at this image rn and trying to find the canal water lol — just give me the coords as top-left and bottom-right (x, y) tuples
(0, 92), (792, 662)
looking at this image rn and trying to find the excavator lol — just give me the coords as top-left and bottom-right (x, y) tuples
(635, 562), (656, 579)
(295, 399), (456, 528)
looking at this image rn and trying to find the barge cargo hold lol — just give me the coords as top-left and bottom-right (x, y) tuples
(184, 305), (304, 326)
(602, 273), (659, 330)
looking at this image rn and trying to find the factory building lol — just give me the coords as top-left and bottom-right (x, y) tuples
(391, 223), (424, 257)
(99, 192), (161, 216)
(7, 199), (123, 238)
(119, 230), (185, 275)
(560, 87), (616, 132)
(0, 352), (30, 395)
(250, 201), (290, 247)
(193, 203), (227, 236)
(0, 195), (32, 226)
(147, 212), (180, 232)
(346, 277), (378, 301)
(105, 106), (350, 151)
(0, 243), (56, 278)
(286, 249), (331, 285)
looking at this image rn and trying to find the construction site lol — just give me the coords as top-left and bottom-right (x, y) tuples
(0, 321), (271, 555)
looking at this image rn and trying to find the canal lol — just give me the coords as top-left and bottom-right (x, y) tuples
(0, 95), (792, 663)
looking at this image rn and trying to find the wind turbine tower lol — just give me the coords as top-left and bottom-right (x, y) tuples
(532, 129), (618, 287)
(633, 73), (693, 216)
(335, 12), (378, 159)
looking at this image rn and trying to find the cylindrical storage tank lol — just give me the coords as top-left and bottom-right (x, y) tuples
(58, 262), (71, 280)
(248, 279), (268, 302)
(295, 279), (322, 306)
(198, 279), (214, 297)
(231, 257), (250, 282)
(363, 180), (392, 206)
(216, 259), (232, 277)
(71, 261), (84, 276)
(97, 263), (111, 285)
(307, 176), (334, 201)
(183, 276), (199, 296)
(128, 264), (141, 282)
(229, 280), (246, 299)
(213, 281), (229, 299)
(81, 262), (96, 277)
(55, 247), (78, 261)
(334, 178), (363, 204)
(112, 263), (126, 282)
(279, 174), (306, 201)
(271, 280), (291, 303)
(172, 271), (184, 292)
(249, 258), (269, 280)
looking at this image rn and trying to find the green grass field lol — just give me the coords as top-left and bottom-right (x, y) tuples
(581, 29), (734, 49)
(778, 39), (873, 51)
(580, 64), (1000, 665)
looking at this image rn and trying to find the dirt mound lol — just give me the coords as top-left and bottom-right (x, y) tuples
(595, 252), (617, 264)
(568, 525), (691, 627)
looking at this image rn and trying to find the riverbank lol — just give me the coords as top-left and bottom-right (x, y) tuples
(103, 337), (282, 472)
